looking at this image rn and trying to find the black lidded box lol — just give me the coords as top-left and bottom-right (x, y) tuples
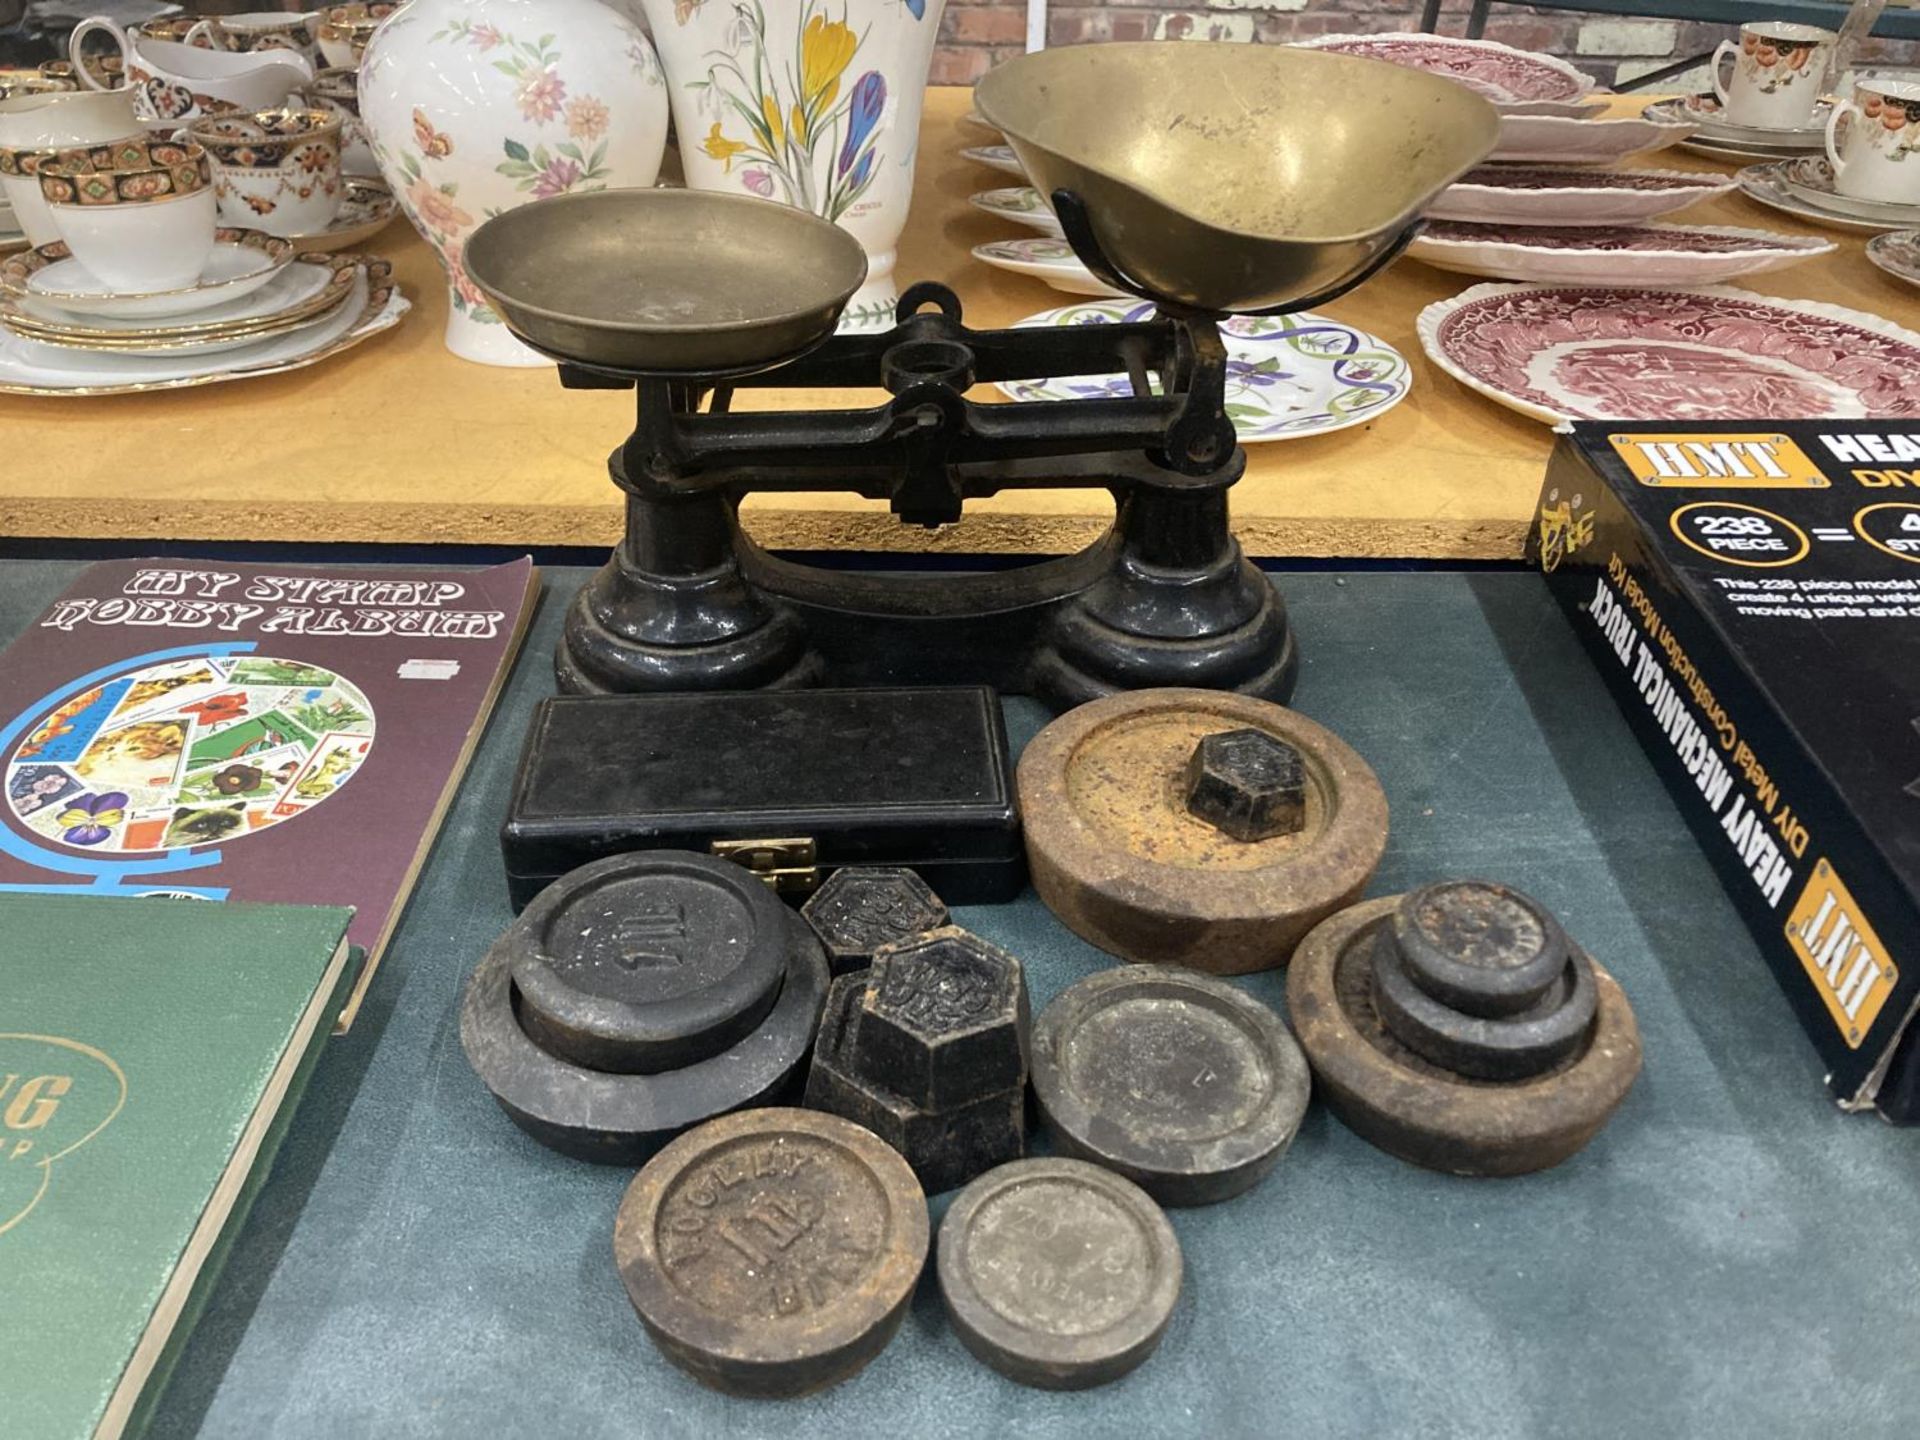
(502, 686), (1024, 909)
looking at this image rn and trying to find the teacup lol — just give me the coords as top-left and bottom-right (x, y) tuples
(316, 3), (399, 69)
(0, 89), (142, 245)
(133, 15), (220, 47)
(39, 138), (217, 292)
(189, 107), (343, 237)
(309, 67), (375, 174)
(1825, 79), (1920, 205)
(188, 12), (325, 66)
(1712, 22), (1836, 131)
(69, 22), (313, 122)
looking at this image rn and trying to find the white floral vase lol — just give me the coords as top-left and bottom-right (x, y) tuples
(640, 0), (948, 332)
(359, 0), (670, 366)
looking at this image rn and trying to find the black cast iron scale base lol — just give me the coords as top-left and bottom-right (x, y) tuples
(551, 280), (1300, 711)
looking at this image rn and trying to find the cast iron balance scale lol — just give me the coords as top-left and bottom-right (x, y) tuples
(464, 43), (1498, 708)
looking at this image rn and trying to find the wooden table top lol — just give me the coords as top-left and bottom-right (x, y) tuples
(5, 86), (1917, 558)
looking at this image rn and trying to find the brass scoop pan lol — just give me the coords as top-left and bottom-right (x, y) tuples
(974, 42), (1500, 314)
(462, 188), (868, 375)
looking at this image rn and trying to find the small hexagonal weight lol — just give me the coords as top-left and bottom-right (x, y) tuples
(852, 926), (1030, 1113)
(801, 867), (950, 976)
(1183, 728), (1306, 843)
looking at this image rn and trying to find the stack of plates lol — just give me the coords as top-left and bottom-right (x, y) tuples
(1646, 94), (1829, 166)
(0, 196), (23, 253)
(960, 119), (1123, 297)
(0, 228), (408, 395)
(1737, 157), (1920, 232)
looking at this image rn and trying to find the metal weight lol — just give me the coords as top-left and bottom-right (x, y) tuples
(799, 867), (950, 976)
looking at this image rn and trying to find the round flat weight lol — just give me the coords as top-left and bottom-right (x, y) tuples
(937, 1158), (1181, 1390)
(1031, 965), (1310, 1206)
(507, 851), (790, 1074)
(614, 1107), (929, 1399)
(459, 910), (829, 1164)
(1392, 880), (1571, 1018)
(1286, 896), (1642, 1177)
(1371, 934), (1598, 1082)
(1018, 688), (1389, 974)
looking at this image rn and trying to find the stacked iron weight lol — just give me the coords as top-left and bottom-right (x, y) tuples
(459, 851), (831, 1162)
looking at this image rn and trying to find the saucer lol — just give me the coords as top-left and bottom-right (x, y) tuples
(1645, 94), (1828, 150)
(1680, 135), (1818, 165)
(282, 175), (398, 252)
(1780, 157), (1920, 227)
(1867, 231), (1920, 290)
(971, 238), (1124, 297)
(999, 301), (1412, 443)
(1736, 161), (1901, 233)
(2, 230), (295, 319)
(968, 186), (1062, 236)
(961, 145), (1025, 179)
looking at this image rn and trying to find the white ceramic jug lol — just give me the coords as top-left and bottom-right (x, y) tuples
(640, 0), (948, 331)
(0, 89), (143, 245)
(69, 23), (313, 121)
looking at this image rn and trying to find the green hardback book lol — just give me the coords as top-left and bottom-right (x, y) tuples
(0, 895), (356, 1440)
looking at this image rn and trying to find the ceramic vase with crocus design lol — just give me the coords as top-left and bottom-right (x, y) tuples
(357, 0), (670, 366)
(642, 0), (947, 332)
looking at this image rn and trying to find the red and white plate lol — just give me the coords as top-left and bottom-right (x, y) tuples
(1428, 166), (1737, 227)
(1417, 283), (1920, 424)
(1408, 221), (1834, 285)
(1293, 31), (1596, 109)
(1491, 111), (1696, 165)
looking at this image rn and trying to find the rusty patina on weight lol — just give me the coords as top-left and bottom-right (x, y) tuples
(1287, 894), (1642, 1176)
(1018, 688), (1389, 973)
(613, 1107), (928, 1398)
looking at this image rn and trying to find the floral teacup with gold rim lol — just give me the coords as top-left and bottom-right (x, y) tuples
(188, 108), (343, 236)
(38, 138), (217, 291)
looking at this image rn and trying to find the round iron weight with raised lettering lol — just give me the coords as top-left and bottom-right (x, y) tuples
(614, 1107), (929, 1398)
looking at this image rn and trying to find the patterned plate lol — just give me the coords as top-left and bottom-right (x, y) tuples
(998, 301), (1412, 443)
(1429, 165), (1737, 226)
(1418, 282), (1920, 425)
(1735, 161), (1904, 233)
(971, 238), (1124, 297)
(1294, 32), (1594, 106)
(2, 230), (293, 319)
(1408, 221), (1834, 285)
(961, 145), (1025, 179)
(1491, 111), (1696, 165)
(969, 186), (1062, 236)
(1867, 230), (1920, 289)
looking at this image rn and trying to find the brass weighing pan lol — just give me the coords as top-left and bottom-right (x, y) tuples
(974, 42), (1500, 314)
(463, 188), (868, 376)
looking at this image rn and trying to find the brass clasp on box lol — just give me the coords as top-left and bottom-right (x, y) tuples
(711, 837), (821, 895)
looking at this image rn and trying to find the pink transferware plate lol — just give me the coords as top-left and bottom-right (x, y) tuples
(1407, 221), (1835, 285)
(1867, 230), (1920, 289)
(1491, 111), (1696, 164)
(1427, 166), (1738, 226)
(1293, 32), (1596, 109)
(1417, 283), (1920, 425)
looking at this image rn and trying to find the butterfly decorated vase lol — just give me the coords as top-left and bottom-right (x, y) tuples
(358, 0), (670, 366)
(641, 0), (947, 332)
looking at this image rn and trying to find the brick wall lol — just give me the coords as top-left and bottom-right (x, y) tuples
(930, 1), (1914, 89)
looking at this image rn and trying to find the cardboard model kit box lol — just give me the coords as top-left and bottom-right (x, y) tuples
(1530, 422), (1920, 1122)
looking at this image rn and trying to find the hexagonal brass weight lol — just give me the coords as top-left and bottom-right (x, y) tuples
(1018, 689), (1390, 974)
